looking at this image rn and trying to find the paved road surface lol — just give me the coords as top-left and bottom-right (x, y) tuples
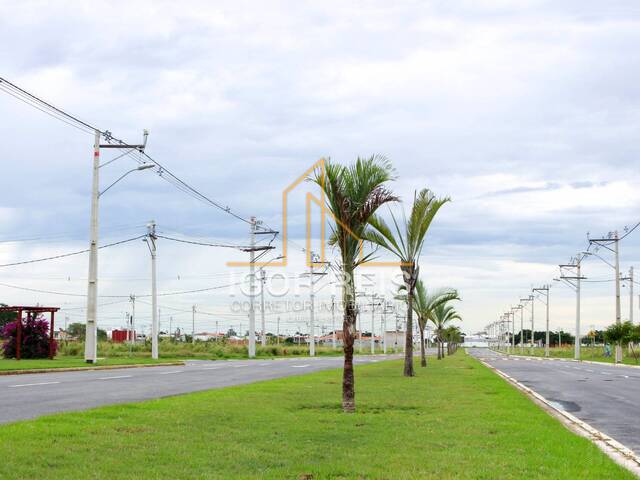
(469, 348), (640, 455)
(0, 354), (404, 424)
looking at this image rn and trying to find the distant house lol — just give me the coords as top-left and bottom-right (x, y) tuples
(194, 332), (225, 342)
(53, 329), (76, 341)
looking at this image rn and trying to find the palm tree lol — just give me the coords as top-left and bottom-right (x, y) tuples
(412, 280), (459, 367)
(364, 189), (450, 376)
(443, 325), (463, 355)
(312, 155), (397, 412)
(430, 303), (462, 359)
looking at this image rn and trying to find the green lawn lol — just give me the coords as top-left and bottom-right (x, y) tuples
(0, 353), (632, 479)
(0, 356), (184, 371)
(495, 345), (640, 366)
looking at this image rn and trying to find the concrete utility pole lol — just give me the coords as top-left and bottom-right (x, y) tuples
(588, 233), (622, 362)
(632, 269), (636, 323)
(615, 231), (621, 326)
(129, 294), (136, 345)
(576, 257), (582, 361)
(331, 295), (337, 349)
(382, 301), (390, 354)
(370, 293), (378, 354)
(192, 305), (196, 344)
(559, 254), (585, 360)
(248, 217), (257, 358)
(260, 270), (266, 347)
(309, 260), (316, 357)
(533, 286), (550, 357)
(520, 305), (524, 354)
(276, 316), (280, 345)
(84, 130), (101, 363)
(520, 296), (533, 352)
(169, 316), (173, 341)
(85, 129), (150, 363)
(147, 221), (159, 360)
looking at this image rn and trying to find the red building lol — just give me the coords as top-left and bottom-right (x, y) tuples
(111, 329), (135, 343)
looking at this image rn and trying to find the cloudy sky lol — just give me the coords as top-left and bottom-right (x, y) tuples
(1, 1), (639, 337)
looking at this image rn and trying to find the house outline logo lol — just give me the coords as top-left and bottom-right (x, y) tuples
(226, 158), (409, 268)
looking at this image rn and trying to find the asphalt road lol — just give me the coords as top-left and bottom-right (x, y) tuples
(0, 354), (403, 424)
(469, 348), (640, 455)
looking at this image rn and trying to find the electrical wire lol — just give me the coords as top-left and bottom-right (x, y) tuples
(156, 235), (248, 250)
(0, 76), (262, 230)
(0, 235), (145, 268)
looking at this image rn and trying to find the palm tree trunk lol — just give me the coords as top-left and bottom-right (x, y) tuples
(404, 290), (415, 376)
(342, 266), (357, 413)
(419, 325), (426, 367)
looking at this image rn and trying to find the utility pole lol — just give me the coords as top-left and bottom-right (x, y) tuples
(260, 270), (266, 347)
(533, 286), (550, 357)
(84, 130), (101, 363)
(520, 305), (524, 354)
(84, 129), (149, 363)
(248, 217), (257, 358)
(630, 267), (634, 324)
(309, 260), (316, 356)
(519, 297), (531, 352)
(370, 293), (378, 354)
(589, 232), (622, 362)
(331, 296), (337, 349)
(192, 305), (196, 344)
(382, 301), (390, 354)
(129, 294), (136, 345)
(169, 316), (173, 342)
(559, 254), (585, 360)
(307, 252), (328, 357)
(276, 316), (280, 345)
(243, 219), (276, 358)
(615, 231), (621, 325)
(146, 221), (159, 360)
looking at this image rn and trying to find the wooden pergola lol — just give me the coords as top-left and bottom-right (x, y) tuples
(0, 306), (59, 360)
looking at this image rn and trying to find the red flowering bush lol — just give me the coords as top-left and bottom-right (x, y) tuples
(1, 315), (57, 359)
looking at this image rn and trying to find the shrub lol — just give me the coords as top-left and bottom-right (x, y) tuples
(1, 315), (57, 359)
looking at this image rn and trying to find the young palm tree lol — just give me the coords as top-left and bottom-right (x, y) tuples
(312, 155), (397, 412)
(412, 280), (459, 367)
(443, 325), (463, 355)
(430, 302), (462, 359)
(364, 189), (450, 376)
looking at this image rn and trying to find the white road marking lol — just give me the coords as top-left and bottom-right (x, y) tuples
(259, 363), (269, 366)
(201, 366), (221, 370)
(157, 370), (183, 375)
(9, 381), (60, 388)
(291, 364), (310, 368)
(233, 364), (248, 368)
(601, 372), (612, 375)
(97, 375), (132, 380)
(586, 369), (594, 372)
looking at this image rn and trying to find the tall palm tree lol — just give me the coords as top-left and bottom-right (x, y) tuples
(412, 280), (459, 367)
(364, 189), (450, 376)
(430, 303), (462, 359)
(312, 155), (397, 412)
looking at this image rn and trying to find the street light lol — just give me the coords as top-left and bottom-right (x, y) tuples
(99, 164), (156, 197)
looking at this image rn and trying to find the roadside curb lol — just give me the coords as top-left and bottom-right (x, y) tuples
(490, 349), (640, 369)
(0, 361), (185, 376)
(476, 356), (640, 477)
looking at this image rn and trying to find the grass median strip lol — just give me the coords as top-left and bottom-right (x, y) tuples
(0, 353), (634, 479)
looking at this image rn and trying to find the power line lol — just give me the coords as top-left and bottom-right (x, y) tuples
(0, 76), (261, 229)
(0, 235), (145, 268)
(155, 235), (248, 250)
